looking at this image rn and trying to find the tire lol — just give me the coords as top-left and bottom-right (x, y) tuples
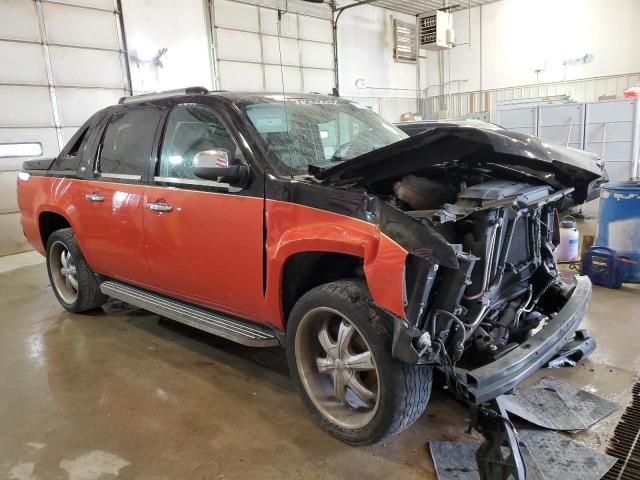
(46, 228), (107, 313)
(286, 279), (432, 446)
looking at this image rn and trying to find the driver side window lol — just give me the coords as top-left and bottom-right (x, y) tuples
(159, 104), (241, 180)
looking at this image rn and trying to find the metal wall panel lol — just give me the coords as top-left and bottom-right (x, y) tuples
(496, 106), (538, 135)
(53, 0), (116, 10)
(302, 68), (333, 94)
(0, 0), (40, 42)
(264, 65), (302, 92)
(262, 36), (300, 66)
(538, 103), (585, 149)
(55, 87), (122, 127)
(298, 15), (332, 43)
(42, 2), (120, 49)
(49, 46), (124, 87)
(0, 86), (55, 127)
(0, 41), (47, 84)
(218, 61), (263, 91)
(300, 41), (332, 69)
(0, 212), (32, 256)
(216, 29), (262, 63)
(213, 0), (334, 93)
(214, 0), (260, 32)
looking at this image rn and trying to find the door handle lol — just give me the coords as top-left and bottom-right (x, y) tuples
(85, 192), (104, 202)
(147, 202), (173, 212)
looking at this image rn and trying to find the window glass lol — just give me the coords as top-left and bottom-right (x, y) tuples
(98, 109), (157, 176)
(50, 127), (89, 171)
(238, 98), (406, 176)
(158, 104), (241, 180)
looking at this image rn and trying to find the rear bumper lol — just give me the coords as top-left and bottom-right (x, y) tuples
(455, 275), (592, 404)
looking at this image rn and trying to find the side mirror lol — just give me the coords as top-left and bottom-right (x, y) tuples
(192, 150), (248, 185)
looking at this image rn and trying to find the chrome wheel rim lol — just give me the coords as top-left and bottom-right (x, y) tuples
(49, 241), (78, 304)
(295, 307), (380, 430)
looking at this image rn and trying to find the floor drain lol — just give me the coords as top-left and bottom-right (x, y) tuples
(603, 382), (640, 480)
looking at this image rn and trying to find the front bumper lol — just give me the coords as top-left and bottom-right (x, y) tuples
(454, 275), (592, 404)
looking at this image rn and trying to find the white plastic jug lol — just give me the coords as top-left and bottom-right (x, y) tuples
(556, 216), (579, 262)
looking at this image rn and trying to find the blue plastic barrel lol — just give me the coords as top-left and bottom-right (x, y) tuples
(596, 181), (640, 283)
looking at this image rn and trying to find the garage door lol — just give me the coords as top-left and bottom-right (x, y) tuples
(213, 0), (334, 94)
(0, 0), (130, 256)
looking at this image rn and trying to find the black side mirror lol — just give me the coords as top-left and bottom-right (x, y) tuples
(193, 150), (249, 185)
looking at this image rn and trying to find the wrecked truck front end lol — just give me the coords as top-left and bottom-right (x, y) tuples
(317, 125), (603, 404)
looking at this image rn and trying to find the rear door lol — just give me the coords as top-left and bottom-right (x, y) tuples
(142, 103), (265, 320)
(73, 107), (159, 287)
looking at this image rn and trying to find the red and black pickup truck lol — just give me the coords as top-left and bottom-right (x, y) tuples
(17, 88), (604, 445)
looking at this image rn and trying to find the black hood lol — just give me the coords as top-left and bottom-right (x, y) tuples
(316, 125), (606, 203)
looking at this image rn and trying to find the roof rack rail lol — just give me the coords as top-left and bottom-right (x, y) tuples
(118, 86), (209, 105)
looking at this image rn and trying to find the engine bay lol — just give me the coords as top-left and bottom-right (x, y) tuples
(389, 173), (574, 370)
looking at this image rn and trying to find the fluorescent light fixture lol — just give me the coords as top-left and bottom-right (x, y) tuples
(0, 142), (43, 158)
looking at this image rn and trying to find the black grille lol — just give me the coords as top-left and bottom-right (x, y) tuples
(506, 217), (530, 265)
(603, 382), (640, 480)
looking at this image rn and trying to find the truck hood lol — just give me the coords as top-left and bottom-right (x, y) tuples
(316, 125), (606, 203)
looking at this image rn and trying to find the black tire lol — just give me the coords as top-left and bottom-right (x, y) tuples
(286, 279), (432, 446)
(46, 228), (107, 313)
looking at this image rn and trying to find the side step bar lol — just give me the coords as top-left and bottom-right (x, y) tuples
(100, 280), (280, 348)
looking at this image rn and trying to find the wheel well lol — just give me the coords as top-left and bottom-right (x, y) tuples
(39, 212), (71, 248)
(281, 252), (363, 326)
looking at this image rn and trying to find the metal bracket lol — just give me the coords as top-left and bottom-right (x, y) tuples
(467, 396), (526, 480)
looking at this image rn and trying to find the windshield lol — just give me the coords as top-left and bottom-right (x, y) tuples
(237, 96), (407, 176)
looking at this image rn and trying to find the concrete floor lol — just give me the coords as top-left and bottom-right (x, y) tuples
(0, 251), (638, 480)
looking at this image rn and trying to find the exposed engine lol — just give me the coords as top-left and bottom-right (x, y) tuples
(393, 175), (571, 369)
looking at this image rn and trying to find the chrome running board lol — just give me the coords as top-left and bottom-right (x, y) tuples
(100, 280), (279, 348)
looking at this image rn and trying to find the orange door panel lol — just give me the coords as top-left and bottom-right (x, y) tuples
(142, 186), (265, 320)
(72, 180), (150, 286)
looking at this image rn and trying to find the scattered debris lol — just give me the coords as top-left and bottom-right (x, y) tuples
(545, 329), (596, 368)
(501, 377), (617, 431)
(430, 430), (616, 480)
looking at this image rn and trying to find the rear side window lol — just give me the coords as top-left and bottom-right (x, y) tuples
(50, 126), (90, 172)
(98, 109), (157, 177)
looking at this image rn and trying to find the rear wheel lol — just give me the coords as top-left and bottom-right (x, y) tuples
(287, 280), (432, 445)
(46, 228), (107, 312)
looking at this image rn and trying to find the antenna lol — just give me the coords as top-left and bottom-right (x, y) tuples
(277, 2), (295, 178)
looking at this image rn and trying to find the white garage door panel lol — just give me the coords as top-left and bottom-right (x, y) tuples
(0, 171), (19, 213)
(265, 65), (301, 92)
(42, 2), (119, 50)
(298, 16), (331, 43)
(302, 68), (332, 94)
(51, 0), (115, 10)
(49, 46), (123, 87)
(214, 0), (260, 32)
(216, 29), (262, 63)
(301, 41), (332, 69)
(262, 36), (299, 66)
(0, 0), (40, 42)
(0, 212), (31, 256)
(218, 61), (263, 91)
(0, 41), (47, 84)
(0, 128), (59, 171)
(259, 8), (297, 37)
(62, 126), (80, 145)
(56, 87), (122, 126)
(0, 86), (54, 127)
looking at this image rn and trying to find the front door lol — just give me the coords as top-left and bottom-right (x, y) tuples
(143, 104), (264, 320)
(74, 108), (158, 287)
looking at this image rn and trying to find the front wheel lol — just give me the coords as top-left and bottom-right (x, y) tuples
(46, 228), (107, 313)
(287, 280), (432, 445)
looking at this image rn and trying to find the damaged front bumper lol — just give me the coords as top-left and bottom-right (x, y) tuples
(452, 275), (592, 404)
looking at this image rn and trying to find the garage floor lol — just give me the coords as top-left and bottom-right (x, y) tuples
(1, 249), (638, 480)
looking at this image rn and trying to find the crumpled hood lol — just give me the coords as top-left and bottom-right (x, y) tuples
(316, 125), (606, 203)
